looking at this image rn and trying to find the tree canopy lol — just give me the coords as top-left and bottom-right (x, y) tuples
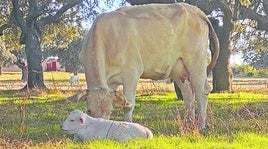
(0, 0), (87, 89)
(232, 0), (268, 68)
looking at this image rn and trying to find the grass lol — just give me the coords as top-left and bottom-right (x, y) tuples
(0, 72), (268, 148)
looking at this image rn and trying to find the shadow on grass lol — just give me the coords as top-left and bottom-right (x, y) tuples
(0, 90), (267, 144)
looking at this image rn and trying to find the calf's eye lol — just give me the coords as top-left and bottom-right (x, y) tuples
(70, 120), (75, 122)
(87, 110), (91, 115)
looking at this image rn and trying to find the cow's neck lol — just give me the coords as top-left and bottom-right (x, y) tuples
(85, 68), (107, 89)
(85, 49), (109, 90)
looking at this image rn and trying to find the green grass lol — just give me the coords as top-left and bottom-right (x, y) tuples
(0, 91), (267, 148)
(0, 72), (268, 148)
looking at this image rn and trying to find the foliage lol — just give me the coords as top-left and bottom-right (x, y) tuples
(0, 26), (24, 51)
(44, 37), (84, 73)
(0, 0), (86, 88)
(0, 40), (16, 67)
(232, 19), (268, 68)
(239, 0), (252, 7)
(57, 37), (83, 73)
(232, 64), (268, 77)
(231, 0), (268, 68)
(42, 25), (83, 74)
(0, 0), (130, 89)
(242, 50), (268, 68)
(42, 23), (81, 51)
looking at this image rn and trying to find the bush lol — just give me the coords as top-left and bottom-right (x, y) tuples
(232, 64), (268, 77)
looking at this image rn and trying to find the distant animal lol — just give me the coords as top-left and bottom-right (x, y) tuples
(61, 109), (153, 142)
(72, 3), (220, 129)
(70, 74), (79, 86)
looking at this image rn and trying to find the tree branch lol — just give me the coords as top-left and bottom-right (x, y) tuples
(0, 0), (26, 37)
(240, 6), (268, 31)
(10, 0), (27, 44)
(11, 0), (26, 32)
(263, 0), (268, 16)
(26, 0), (42, 26)
(233, 0), (239, 20)
(38, 0), (83, 27)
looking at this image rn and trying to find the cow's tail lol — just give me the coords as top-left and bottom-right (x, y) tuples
(66, 90), (88, 103)
(203, 16), (220, 76)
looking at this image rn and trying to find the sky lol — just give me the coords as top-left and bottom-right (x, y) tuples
(230, 53), (243, 65)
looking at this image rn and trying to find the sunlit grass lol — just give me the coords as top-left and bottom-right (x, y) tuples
(0, 90), (267, 148)
(0, 72), (267, 148)
(209, 92), (268, 103)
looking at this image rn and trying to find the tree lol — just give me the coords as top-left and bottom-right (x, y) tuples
(0, 0), (88, 90)
(0, 40), (16, 75)
(0, 14), (23, 75)
(41, 22), (82, 73)
(43, 37), (84, 74)
(238, 0), (268, 31)
(57, 37), (84, 74)
(232, 0), (268, 69)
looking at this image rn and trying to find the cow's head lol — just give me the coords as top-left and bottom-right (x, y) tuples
(85, 88), (132, 119)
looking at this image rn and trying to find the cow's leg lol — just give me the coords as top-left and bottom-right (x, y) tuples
(171, 60), (195, 128)
(173, 78), (195, 128)
(196, 79), (211, 129)
(122, 81), (138, 122)
(188, 66), (209, 129)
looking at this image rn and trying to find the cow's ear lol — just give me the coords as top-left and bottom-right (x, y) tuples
(66, 90), (88, 103)
(111, 91), (132, 107)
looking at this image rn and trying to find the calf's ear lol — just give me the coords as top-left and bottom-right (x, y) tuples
(79, 113), (87, 125)
(111, 91), (132, 108)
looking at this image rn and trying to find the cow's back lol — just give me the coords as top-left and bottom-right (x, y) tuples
(80, 2), (211, 83)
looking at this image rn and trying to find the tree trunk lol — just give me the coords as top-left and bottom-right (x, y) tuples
(189, 0), (234, 93)
(212, 12), (234, 93)
(0, 66), (2, 75)
(24, 27), (47, 90)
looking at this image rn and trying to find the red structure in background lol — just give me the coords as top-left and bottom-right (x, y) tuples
(46, 61), (57, 71)
(65, 65), (73, 72)
(43, 57), (66, 72)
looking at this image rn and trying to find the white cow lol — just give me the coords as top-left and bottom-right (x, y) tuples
(61, 109), (153, 142)
(74, 3), (220, 129)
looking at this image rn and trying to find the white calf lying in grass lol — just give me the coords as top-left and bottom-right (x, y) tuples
(61, 109), (153, 142)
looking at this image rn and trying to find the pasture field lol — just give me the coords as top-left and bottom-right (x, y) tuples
(0, 72), (268, 148)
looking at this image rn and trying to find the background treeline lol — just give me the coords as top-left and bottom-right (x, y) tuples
(232, 64), (268, 77)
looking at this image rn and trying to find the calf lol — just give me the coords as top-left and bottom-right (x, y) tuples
(61, 109), (153, 142)
(69, 74), (79, 86)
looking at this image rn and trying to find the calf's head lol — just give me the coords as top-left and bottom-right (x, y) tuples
(86, 88), (132, 119)
(61, 109), (86, 134)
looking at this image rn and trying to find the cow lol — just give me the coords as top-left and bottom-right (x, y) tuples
(74, 3), (220, 129)
(61, 109), (153, 142)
